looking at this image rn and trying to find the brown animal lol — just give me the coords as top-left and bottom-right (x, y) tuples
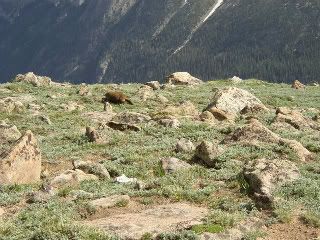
(102, 91), (133, 105)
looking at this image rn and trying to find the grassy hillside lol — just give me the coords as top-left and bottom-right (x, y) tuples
(0, 79), (319, 239)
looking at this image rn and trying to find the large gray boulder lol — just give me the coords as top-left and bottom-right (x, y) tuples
(205, 87), (266, 114)
(166, 72), (203, 86)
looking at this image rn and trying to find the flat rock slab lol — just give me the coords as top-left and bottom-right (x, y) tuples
(83, 203), (208, 239)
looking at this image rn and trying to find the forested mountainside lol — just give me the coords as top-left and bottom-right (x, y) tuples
(0, 0), (319, 84)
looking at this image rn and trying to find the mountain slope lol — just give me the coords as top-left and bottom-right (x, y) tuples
(0, 0), (319, 83)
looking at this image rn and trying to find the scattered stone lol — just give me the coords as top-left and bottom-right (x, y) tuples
(292, 80), (305, 89)
(166, 72), (203, 86)
(161, 157), (191, 174)
(107, 121), (141, 132)
(89, 195), (130, 209)
(138, 86), (155, 102)
(240, 104), (268, 115)
(194, 141), (224, 167)
(82, 203), (208, 239)
(0, 122), (22, 144)
(12, 72), (52, 87)
(50, 169), (98, 188)
(156, 94), (169, 104)
(205, 87), (266, 115)
(78, 85), (92, 96)
(158, 118), (181, 128)
(0, 98), (24, 114)
(69, 190), (94, 200)
(26, 191), (53, 204)
(111, 112), (151, 125)
(244, 158), (300, 205)
(175, 138), (195, 153)
(0, 130), (41, 185)
(83, 111), (115, 124)
(145, 81), (161, 90)
(229, 76), (243, 84)
(115, 174), (137, 184)
(73, 160), (110, 179)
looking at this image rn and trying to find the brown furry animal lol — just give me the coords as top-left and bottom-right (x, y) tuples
(102, 91), (133, 105)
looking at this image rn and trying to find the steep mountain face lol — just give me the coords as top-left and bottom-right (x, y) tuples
(0, 0), (319, 83)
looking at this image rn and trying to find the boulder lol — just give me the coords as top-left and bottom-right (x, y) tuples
(12, 72), (52, 87)
(175, 138), (195, 153)
(158, 118), (181, 128)
(138, 86), (155, 102)
(161, 157), (191, 174)
(223, 119), (312, 161)
(73, 160), (110, 179)
(89, 195), (130, 209)
(82, 203), (208, 239)
(0, 122), (22, 144)
(166, 72), (203, 86)
(107, 121), (141, 132)
(206, 107), (236, 122)
(205, 87), (266, 115)
(200, 111), (215, 122)
(292, 80), (305, 89)
(0, 131), (41, 185)
(240, 104), (268, 115)
(85, 127), (104, 143)
(0, 98), (24, 114)
(244, 158), (300, 204)
(83, 111), (115, 124)
(229, 76), (243, 84)
(78, 85), (92, 96)
(111, 112), (151, 125)
(194, 141), (224, 167)
(50, 169), (98, 188)
(145, 81), (161, 90)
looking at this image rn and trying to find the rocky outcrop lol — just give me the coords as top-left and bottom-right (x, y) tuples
(223, 119), (312, 161)
(12, 72), (52, 87)
(205, 87), (266, 115)
(0, 130), (41, 185)
(244, 158), (300, 204)
(0, 98), (24, 114)
(161, 157), (191, 174)
(82, 203), (208, 239)
(166, 72), (203, 86)
(292, 80), (305, 89)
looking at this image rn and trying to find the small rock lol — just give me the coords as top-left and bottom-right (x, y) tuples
(161, 157), (191, 174)
(200, 111), (215, 122)
(111, 112), (151, 125)
(194, 141), (224, 167)
(90, 195), (130, 209)
(156, 94), (169, 104)
(175, 138), (195, 153)
(166, 72), (203, 86)
(158, 118), (181, 128)
(69, 190), (94, 200)
(85, 127), (104, 143)
(73, 160), (110, 179)
(103, 102), (113, 112)
(26, 191), (53, 204)
(115, 174), (137, 184)
(0, 208), (5, 217)
(229, 76), (243, 84)
(292, 80), (305, 89)
(206, 107), (235, 122)
(39, 115), (52, 125)
(0, 98), (24, 114)
(50, 169), (98, 188)
(107, 121), (141, 132)
(145, 81), (161, 90)
(138, 86), (155, 101)
(61, 101), (84, 112)
(78, 85), (92, 96)
(162, 101), (199, 117)
(0, 122), (22, 143)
